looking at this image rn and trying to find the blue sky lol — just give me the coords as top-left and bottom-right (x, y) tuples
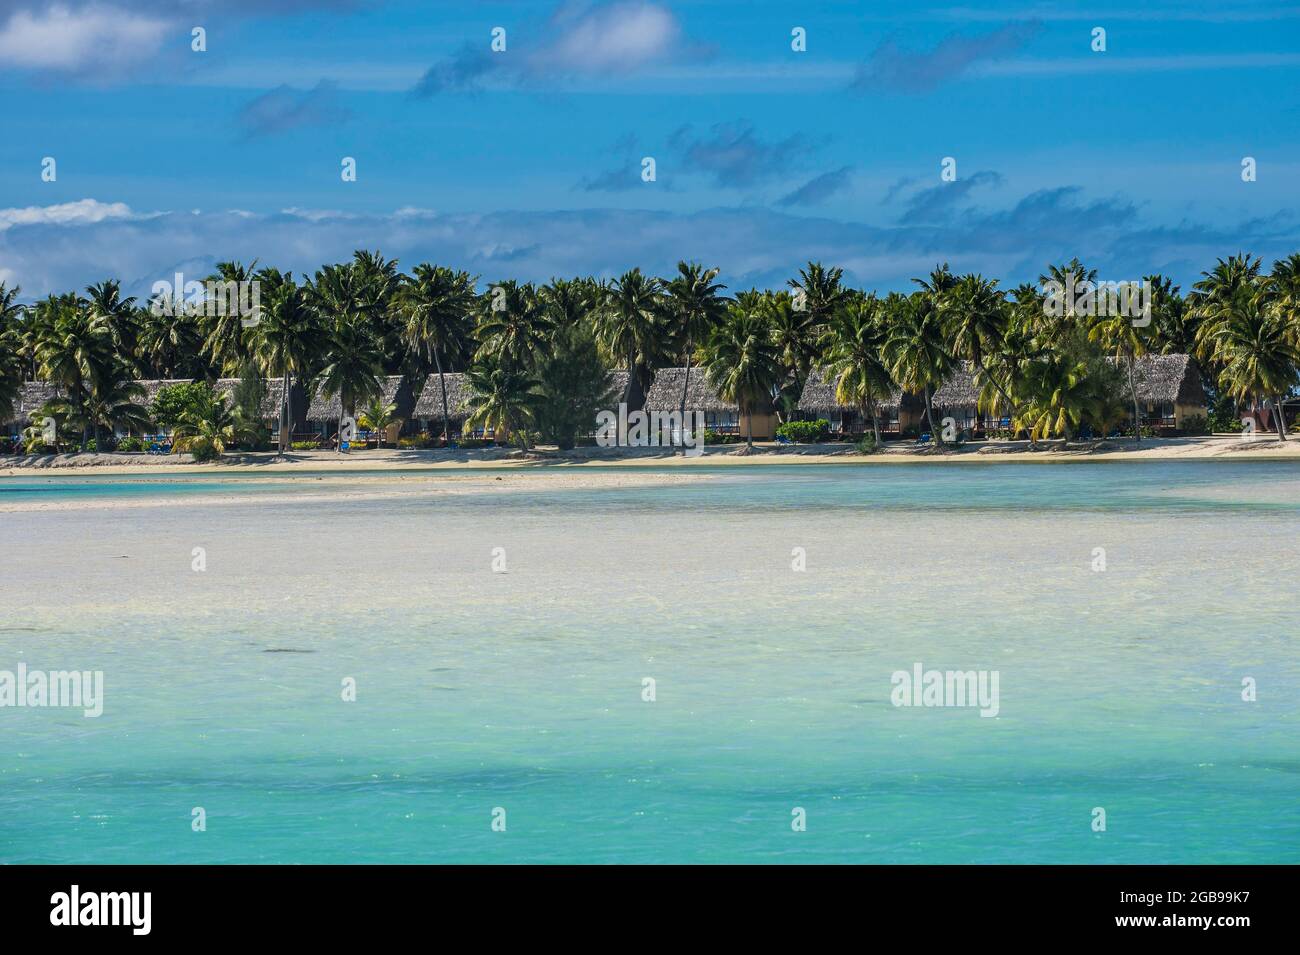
(0, 0), (1297, 300)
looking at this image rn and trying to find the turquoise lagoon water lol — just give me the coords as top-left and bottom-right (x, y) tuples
(1, 462), (1297, 864)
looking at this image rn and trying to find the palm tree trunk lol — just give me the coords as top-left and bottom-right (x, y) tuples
(280, 371), (290, 453)
(1275, 395), (1287, 441)
(975, 358), (1024, 438)
(923, 385), (939, 447)
(869, 397), (880, 447)
(1126, 352), (1141, 443)
(435, 347), (451, 445)
(679, 342), (692, 456)
(744, 402), (754, 449)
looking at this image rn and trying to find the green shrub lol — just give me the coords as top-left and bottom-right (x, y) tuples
(291, 440), (320, 451)
(855, 434), (877, 454)
(776, 419), (830, 443)
(151, 381), (213, 431)
(116, 436), (147, 453)
(703, 428), (740, 445)
(1206, 394), (1240, 432)
(1179, 414), (1209, 436)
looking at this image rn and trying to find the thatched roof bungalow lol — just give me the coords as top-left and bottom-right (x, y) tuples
(305, 375), (416, 429)
(412, 372), (475, 433)
(644, 367), (777, 439)
(1122, 353), (1207, 429)
(796, 367), (924, 435)
(3, 382), (63, 432)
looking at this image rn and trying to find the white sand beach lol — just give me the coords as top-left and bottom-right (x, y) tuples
(2, 434), (1300, 481)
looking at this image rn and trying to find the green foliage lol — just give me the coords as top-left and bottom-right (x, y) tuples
(291, 440), (321, 451)
(1206, 393), (1240, 432)
(151, 381), (212, 430)
(534, 321), (616, 450)
(776, 419), (830, 443)
(855, 433), (878, 454)
(116, 436), (148, 452)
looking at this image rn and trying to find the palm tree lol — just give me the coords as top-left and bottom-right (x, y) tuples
(310, 263), (384, 447)
(54, 370), (152, 445)
(765, 289), (819, 413)
(352, 250), (405, 373)
(595, 268), (665, 410)
(823, 291), (893, 446)
(665, 262), (728, 453)
(788, 261), (849, 331)
(171, 390), (255, 461)
(1145, 275), (1197, 356)
(399, 263), (478, 444)
(464, 356), (541, 449)
(941, 273), (1020, 430)
(886, 292), (955, 445)
(475, 280), (555, 370)
(252, 269), (322, 452)
(358, 398), (399, 449)
(1088, 284), (1151, 442)
(699, 304), (782, 449)
(139, 301), (202, 379)
(0, 283), (24, 425)
(1209, 287), (1299, 440)
(1014, 338), (1103, 442)
(34, 295), (113, 448)
(539, 277), (598, 334)
(201, 260), (259, 376)
(85, 280), (140, 375)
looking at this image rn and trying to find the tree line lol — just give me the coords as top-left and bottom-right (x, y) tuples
(1, 251), (1297, 455)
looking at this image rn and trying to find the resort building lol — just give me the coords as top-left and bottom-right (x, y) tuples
(304, 375), (416, 442)
(411, 372), (475, 438)
(1122, 353), (1208, 432)
(796, 367), (925, 436)
(931, 364), (1011, 436)
(644, 367), (777, 440)
(3, 381), (63, 436)
(797, 354), (1208, 438)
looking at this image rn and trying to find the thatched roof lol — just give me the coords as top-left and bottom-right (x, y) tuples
(607, 370), (630, 402)
(932, 363), (981, 409)
(796, 366), (908, 414)
(131, 378), (284, 419)
(9, 381), (63, 421)
(306, 375), (409, 422)
(644, 366), (775, 413)
(413, 372), (475, 420)
(1127, 353), (1206, 405)
(213, 378), (284, 420)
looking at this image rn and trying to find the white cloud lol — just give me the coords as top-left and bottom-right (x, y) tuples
(540, 1), (683, 73)
(0, 198), (138, 230)
(0, 3), (171, 72)
(0, 198), (1294, 303)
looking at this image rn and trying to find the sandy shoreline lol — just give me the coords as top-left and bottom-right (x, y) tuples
(2, 434), (1300, 480)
